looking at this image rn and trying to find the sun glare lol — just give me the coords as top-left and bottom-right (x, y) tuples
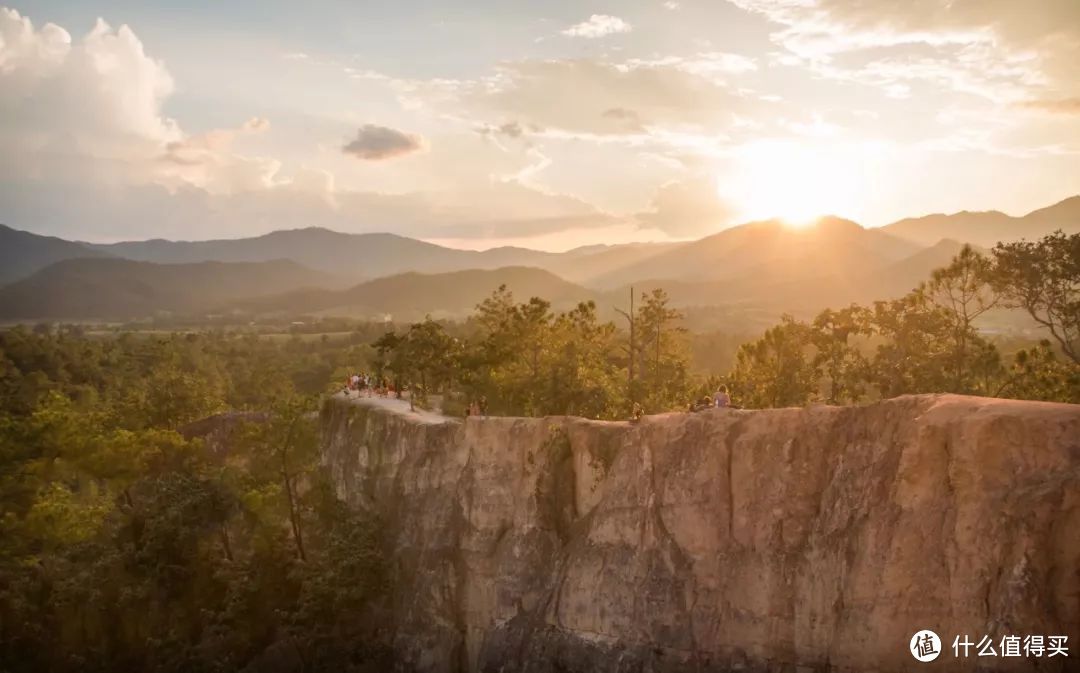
(720, 140), (872, 228)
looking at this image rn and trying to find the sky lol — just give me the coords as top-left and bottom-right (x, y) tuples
(1, 1), (1079, 250)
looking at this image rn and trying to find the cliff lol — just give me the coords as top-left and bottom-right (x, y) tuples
(319, 394), (1080, 673)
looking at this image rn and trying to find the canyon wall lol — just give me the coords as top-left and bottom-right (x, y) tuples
(319, 394), (1080, 672)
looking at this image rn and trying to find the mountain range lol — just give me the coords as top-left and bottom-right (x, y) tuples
(880, 195), (1080, 247)
(0, 258), (336, 321)
(0, 194), (1076, 323)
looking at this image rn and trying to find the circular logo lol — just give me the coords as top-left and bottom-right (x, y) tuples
(910, 630), (942, 662)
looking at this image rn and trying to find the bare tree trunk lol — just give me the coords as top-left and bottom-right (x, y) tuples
(219, 522), (234, 562)
(279, 418), (307, 562)
(617, 286), (635, 405)
(283, 469), (306, 562)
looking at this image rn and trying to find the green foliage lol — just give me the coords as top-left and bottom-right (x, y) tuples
(996, 340), (1080, 403)
(991, 231), (1079, 365)
(0, 330), (389, 672)
(730, 316), (818, 408)
(632, 289), (691, 413)
(727, 232), (1077, 407)
(374, 286), (693, 419)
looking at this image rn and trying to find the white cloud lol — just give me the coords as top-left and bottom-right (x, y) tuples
(727, 0), (1079, 105)
(562, 15), (632, 39)
(0, 8), (180, 162)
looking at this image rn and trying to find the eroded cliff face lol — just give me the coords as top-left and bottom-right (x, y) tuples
(319, 394), (1080, 673)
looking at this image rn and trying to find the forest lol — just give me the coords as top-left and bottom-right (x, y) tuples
(0, 232), (1077, 672)
(372, 232), (1079, 416)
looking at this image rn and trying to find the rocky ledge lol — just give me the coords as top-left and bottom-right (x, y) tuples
(319, 394), (1080, 673)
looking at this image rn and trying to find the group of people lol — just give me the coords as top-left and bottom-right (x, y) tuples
(464, 396), (488, 417)
(343, 372), (397, 398)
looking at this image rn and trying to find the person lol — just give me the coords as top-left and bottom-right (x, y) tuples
(714, 385), (731, 409)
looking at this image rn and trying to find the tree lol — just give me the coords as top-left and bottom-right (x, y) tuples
(547, 302), (624, 419)
(401, 318), (458, 408)
(236, 397), (319, 562)
(614, 286), (637, 409)
(991, 231), (1080, 365)
(866, 293), (955, 397)
(633, 289), (691, 412)
(923, 245), (998, 391)
(730, 316), (818, 408)
(994, 340), (1080, 403)
(809, 306), (871, 404)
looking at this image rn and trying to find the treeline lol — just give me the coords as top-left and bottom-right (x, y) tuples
(731, 232), (1079, 406)
(372, 232), (1080, 415)
(0, 331), (391, 672)
(372, 286), (694, 418)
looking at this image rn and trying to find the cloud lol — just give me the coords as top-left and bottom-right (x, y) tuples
(242, 116), (271, 133)
(0, 8), (180, 157)
(465, 57), (759, 136)
(476, 120), (533, 140)
(0, 7), (623, 246)
(1020, 98), (1080, 115)
(663, 2), (680, 10)
(157, 118), (282, 194)
(342, 124), (426, 160)
(729, 0), (1079, 105)
(0, 7), (287, 199)
(636, 177), (735, 237)
(601, 107), (646, 132)
(562, 15), (632, 39)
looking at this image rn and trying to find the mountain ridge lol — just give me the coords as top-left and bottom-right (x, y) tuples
(0, 257), (337, 321)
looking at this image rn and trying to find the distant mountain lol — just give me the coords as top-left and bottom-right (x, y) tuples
(88, 228), (477, 280)
(88, 229), (524, 278)
(0, 224), (112, 285)
(548, 242), (681, 288)
(0, 258), (337, 321)
(591, 216), (921, 287)
(231, 266), (596, 320)
(882, 196), (1080, 247)
(88, 227), (679, 287)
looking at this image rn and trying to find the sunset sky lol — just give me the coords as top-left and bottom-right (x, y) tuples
(2, 1), (1079, 250)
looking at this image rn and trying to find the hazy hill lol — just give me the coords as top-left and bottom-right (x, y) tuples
(882, 196), (1080, 247)
(88, 228), (481, 280)
(549, 242), (682, 288)
(0, 224), (112, 285)
(231, 266), (597, 320)
(0, 258), (337, 321)
(89, 227), (676, 287)
(92, 228), (567, 279)
(592, 216), (921, 287)
(596, 238), (983, 325)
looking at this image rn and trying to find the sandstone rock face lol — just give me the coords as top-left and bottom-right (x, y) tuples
(319, 394), (1080, 673)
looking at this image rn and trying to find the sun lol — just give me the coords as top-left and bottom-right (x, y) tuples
(719, 139), (868, 228)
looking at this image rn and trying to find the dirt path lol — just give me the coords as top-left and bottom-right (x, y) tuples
(335, 390), (453, 425)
